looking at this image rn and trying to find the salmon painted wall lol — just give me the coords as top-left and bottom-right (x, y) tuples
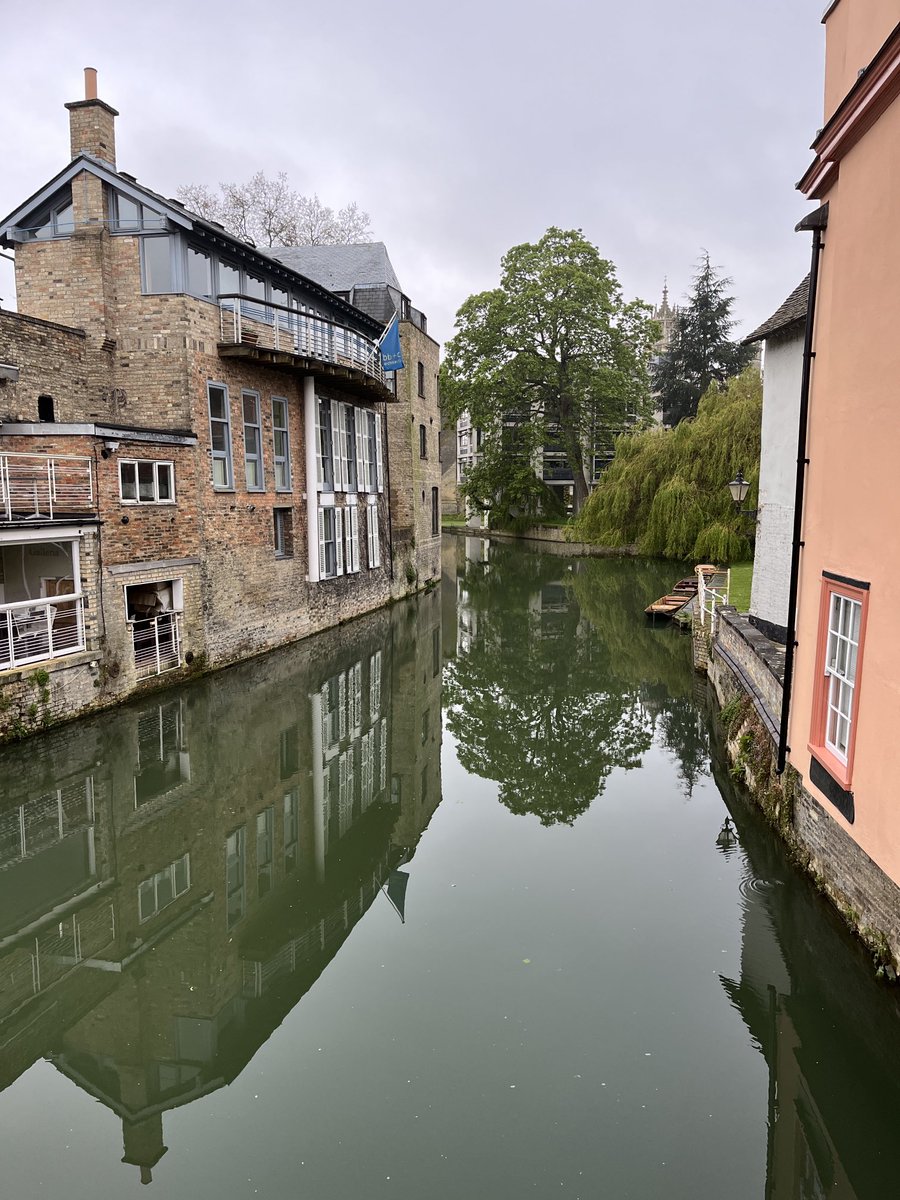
(823, 0), (900, 122)
(789, 74), (900, 883)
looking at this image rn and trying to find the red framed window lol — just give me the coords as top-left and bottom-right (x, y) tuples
(809, 574), (869, 789)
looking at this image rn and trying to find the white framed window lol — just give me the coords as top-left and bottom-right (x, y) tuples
(226, 827), (246, 929)
(366, 499), (380, 569)
(318, 505), (345, 578)
(138, 853), (190, 922)
(334, 402), (351, 492)
(345, 504), (360, 573)
(345, 405), (358, 491)
(242, 390), (264, 491)
(119, 459), (175, 505)
(208, 382), (233, 489)
(824, 592), (863, 764)
(370, 649), (382, 720)
(317, 399), (334, 491)
(354, 406), (367, 493)
(272, 397), (291, 491)
(274, 507), (293, 558)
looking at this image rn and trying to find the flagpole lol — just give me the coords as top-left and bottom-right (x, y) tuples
(367, 309), (399, 364)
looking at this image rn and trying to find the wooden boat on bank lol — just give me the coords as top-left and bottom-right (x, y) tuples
(645, 566), (719, 620)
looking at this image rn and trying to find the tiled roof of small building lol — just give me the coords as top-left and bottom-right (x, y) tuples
(744, 276), (810, 344)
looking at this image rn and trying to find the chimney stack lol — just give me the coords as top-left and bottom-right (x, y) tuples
(65, 67), (118, 167)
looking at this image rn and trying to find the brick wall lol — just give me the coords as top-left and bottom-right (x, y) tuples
(0, 310), (91, 424)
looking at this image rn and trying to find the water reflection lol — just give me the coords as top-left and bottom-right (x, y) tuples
(715, 742), (900, 1200)
(0, 589), (442, 1185)
(444, 536), (707, 823)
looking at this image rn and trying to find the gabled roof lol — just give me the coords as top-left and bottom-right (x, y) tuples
(267, 242), (403, 295)
(744, 276), (810, 344)
(0, 156), (382, 334)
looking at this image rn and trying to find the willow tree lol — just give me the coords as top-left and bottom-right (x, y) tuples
(441, 228), (657, 519)
(571, 367), (762, 561)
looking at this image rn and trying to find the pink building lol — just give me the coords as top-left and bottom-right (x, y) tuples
(787, 2), (900, 932)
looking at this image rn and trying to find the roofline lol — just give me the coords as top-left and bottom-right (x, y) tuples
(0, 158), (382, 334)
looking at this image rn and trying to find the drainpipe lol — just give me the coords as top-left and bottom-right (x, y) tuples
(304, 376), (319, 583)
(777, 203), (828, 774)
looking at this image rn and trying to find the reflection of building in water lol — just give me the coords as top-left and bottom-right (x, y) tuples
(0, 591), (442, 1184)
(717, 755), (900, 1200)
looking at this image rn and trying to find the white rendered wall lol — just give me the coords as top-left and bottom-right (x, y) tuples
(750, 330), (804, 633)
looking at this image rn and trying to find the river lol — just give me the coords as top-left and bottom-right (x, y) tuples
(1, 536), (899, 1198)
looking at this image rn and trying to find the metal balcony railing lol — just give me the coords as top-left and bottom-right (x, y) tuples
(131, 612), (182, 679)
(218, 294), (387, 385)
(0, 594), (86, 671)
(0, 453), (94, 522)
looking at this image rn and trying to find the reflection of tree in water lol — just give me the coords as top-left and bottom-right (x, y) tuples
(569, 559), (711, 796)
(446, 546), (710, 824)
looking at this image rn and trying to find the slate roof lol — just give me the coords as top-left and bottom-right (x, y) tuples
(744, 276), (810, 344)
(267, 242), (403, 295)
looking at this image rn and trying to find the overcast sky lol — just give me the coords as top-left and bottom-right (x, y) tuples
(1, 0), (826, 347)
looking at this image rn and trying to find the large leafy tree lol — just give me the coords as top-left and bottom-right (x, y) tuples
(177, 173), (372, 247)
(655, 252), (753, 425)
(441, 228), (656, 518)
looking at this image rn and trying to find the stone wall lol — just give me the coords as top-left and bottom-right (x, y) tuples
(709, 613), (900, 976)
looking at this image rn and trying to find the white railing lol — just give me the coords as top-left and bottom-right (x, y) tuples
(697, 567), (731, 636)
(131, 612), (182, 679)
(218, 294), (387, 385)
(0, 594), (86, 670)
(0, 453), (94, 522)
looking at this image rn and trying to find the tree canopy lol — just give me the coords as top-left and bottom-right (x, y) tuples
(655, 252), (754, 425)
(177, 172), (372, 247)
(571, 367), (762, 561)
(441, 228), (657, 520)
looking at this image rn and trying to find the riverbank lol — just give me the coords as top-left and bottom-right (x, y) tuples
(441, 522), (637, 558)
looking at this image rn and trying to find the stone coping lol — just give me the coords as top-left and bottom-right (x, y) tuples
(717, 606), (786, 686)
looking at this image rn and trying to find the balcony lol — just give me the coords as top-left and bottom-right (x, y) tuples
(218, 295), (397, 402)
(1, 594), (87, 671)
(1, 453), (95, 524)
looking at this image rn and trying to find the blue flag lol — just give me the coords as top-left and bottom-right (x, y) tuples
(380, 318), (404, 372)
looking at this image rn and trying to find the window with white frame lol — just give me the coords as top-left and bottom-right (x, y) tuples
(370, 649), (382, 720)
(274, 507), (293, 558)
(242, 391), (264, 491)
(318, 505), (347, 578)
(366, 501), (380, 569)
(345, 504), (360, 573)
(138, 853), (190, 922)
(334, 402), (350, 491)
(344, 405), (358, 491)
(119, 460), (175, 505)
(226, 827), (246, 928)
(208, 383), (233, 488)
(272, 397), (291, 490)
(317, 399), (334, 491)
(823, 591), (862, 764)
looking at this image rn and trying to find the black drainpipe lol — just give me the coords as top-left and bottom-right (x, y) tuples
(777, 202), (828, 774)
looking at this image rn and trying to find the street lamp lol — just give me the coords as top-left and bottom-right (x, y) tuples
(728, 468), (757, 519)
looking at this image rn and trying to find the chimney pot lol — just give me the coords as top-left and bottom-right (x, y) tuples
(84, 67), (98, 100)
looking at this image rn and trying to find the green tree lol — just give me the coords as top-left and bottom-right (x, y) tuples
(441, 228), (657, 520)
(655, 252), (754, 425)
(572, 367), (762, 561)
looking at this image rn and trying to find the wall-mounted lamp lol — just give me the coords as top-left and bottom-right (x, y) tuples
(727, 468), (757, 518)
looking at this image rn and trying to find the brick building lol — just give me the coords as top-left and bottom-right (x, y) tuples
(0, 72), (441, 738)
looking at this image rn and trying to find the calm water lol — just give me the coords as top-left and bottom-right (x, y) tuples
(2, 536), (900, 1199)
